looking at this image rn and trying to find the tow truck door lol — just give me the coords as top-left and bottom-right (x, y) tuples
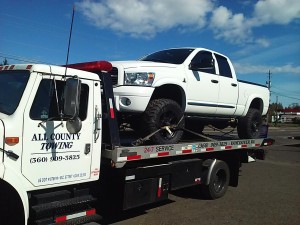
(22, 75), (94, 186)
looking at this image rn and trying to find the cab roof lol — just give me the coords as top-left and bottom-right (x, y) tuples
(0, 64), (101, 80)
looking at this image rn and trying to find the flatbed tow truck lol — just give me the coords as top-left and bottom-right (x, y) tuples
(0, 61), (274, 225)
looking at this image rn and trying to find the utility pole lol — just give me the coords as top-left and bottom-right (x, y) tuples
(266, 70), (272, 124)
(275, 95), (278, 126)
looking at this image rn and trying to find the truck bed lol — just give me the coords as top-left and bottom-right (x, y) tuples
(237, 79), (268, 88)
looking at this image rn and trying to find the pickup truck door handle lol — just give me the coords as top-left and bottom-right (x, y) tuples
(211, 79), (218, 84)
(231, 83), (237, 87)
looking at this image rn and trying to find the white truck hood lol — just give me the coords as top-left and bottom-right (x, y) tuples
(111, 61), (177, 69)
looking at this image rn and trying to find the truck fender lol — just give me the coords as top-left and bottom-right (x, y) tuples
(152, 79), (187, 109)
(153, 78), (187, 91)
(241, 95), (263, 117)
(2, 166), (30, 224)
(201, 158), (217, 185)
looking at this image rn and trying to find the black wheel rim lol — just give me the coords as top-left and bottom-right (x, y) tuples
(159, 110), (179, 140)
(213, 169), (226, 193)
(251, 116), (260, 136)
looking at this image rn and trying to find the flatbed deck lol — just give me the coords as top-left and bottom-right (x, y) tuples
(102, 128), (273, 167)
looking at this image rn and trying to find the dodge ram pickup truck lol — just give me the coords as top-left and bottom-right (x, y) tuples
(110, 48), (269, 144)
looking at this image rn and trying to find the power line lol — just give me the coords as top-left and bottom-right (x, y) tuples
(0, 52), (49, 64)
(0, 12), (110, 42)
(272, 85), (300, 95)
(271, 91), (300, 101)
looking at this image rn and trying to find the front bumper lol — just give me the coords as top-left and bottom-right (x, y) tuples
(113, 86), (154, 112)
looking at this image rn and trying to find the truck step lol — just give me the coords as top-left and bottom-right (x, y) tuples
(34, 210), (102, 225)
(32, 195), (97, 219)
(31, 190), (71, 205)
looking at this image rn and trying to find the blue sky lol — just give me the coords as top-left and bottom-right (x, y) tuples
(1, 0), (299, 107)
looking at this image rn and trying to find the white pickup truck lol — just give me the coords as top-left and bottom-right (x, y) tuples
(110, 48), (269, 144)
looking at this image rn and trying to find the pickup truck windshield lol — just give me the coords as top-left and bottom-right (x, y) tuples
(140, 48), (195, 64)
(0, 70), (30, 115)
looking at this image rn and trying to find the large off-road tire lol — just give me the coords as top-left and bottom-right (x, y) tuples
(201, 160), (230, 199)
(143, 99), (185, 144)
(237, 108), (262, 139)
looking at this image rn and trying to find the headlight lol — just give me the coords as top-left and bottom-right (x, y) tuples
(124, 72), (155, 86)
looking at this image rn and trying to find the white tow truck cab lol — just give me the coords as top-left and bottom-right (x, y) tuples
(0, 62), (274, 225)
(0, 63), (105, 225)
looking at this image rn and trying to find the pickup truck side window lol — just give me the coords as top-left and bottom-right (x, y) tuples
(215, 54), (232, 78)
(190, 51), (216, 74)
(30, 79), (89, 121)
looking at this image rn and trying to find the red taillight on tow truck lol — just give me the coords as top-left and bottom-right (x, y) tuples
(261, 138), (275, 147)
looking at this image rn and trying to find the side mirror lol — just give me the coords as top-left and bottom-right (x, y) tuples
(189, 58), (214, 71)
(66, 117), (82, 134)
(64, 78), (82, 134)
(63, 78), (81, 117)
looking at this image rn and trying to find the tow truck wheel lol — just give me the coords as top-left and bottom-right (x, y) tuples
(237, 108), (262, 139)
(0, 181), (25, 225)
(143, 98), (185, 144)
(201, 160), (230, 199)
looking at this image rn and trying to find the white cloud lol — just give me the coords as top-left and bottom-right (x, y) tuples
(209, 6), (252, 44)
(255, 38), (270, 47)
(252, 0), (300, 26)
(209, 0), (300, 45)
(76, 0), (300, 45)
(77, 0), (213, 38)
(234, 63), (300, 74)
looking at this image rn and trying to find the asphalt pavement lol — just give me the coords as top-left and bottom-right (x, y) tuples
(103, 126), (300, 225)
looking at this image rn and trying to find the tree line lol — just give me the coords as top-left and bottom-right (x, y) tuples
(0, 58), (9, 66)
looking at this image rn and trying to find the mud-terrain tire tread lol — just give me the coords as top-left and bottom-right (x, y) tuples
(237, 108), (262, 139)
(143, 99), (184, 144)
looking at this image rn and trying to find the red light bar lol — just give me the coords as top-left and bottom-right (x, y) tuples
(67, 61), (112, 72)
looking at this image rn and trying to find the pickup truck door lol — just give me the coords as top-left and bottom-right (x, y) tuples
(214, 54), (238, 116)
(185, 51), (219, 115)
(22, 75), (94, 186)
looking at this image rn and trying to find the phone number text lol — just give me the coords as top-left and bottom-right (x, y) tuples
(30, 155), (80, 163)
